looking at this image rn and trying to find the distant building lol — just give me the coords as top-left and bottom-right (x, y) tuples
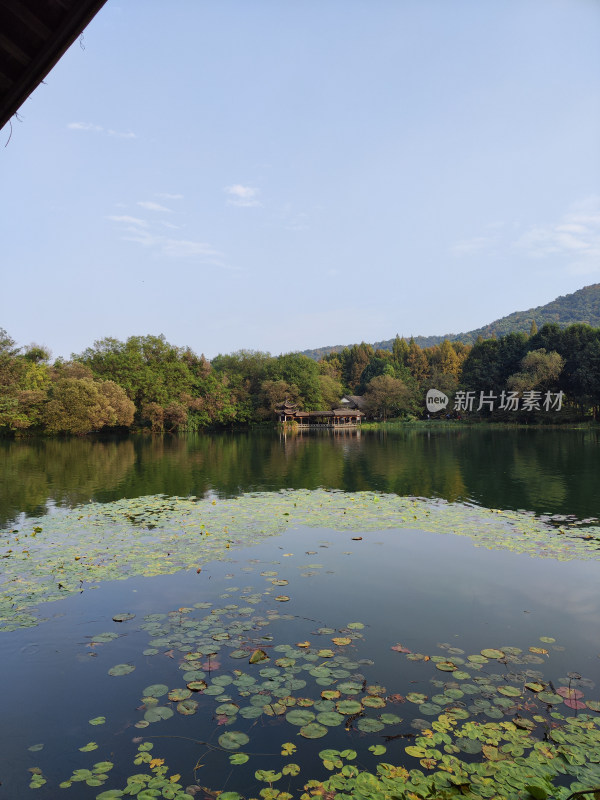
(339, 395), (367, 412)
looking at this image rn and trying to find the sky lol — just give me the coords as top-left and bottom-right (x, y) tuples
(2, 0), (600, 360)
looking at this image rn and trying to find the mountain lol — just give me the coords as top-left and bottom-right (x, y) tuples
(301, 284), (600, 360)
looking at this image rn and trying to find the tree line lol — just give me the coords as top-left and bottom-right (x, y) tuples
(0, 322), (599, 435)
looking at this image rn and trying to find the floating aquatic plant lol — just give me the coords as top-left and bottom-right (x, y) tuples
(3, 489), (600, 632)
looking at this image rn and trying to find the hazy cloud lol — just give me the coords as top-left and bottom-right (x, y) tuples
(225, 184), (261, 207)
(156, 193), (184, 200)
(107, 215), (148, 227)
(109, 214), (230, 268)
(68, 122), (136, 138)
(137, 201), (172, 212)
(515, 198), (600, 273)
(68, 122), (103, 132)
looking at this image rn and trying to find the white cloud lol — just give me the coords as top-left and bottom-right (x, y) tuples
(107, 215), (148, 227)
(450, 199), (600, 277)
(515, 198), (600, 273)
(137, 201), (172, 212)
(68, 121), (103, 132)
(156, 193), (184, 200)
(109, 214), (230, 268)
(225, 184), (261, 207)
(68, 122), (136, 138)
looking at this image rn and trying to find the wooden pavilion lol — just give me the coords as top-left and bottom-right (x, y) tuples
(276, 400), (364, 427)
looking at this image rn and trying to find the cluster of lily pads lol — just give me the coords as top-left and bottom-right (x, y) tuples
(21, 575), (596, 800)
(3, 489), (600, 631)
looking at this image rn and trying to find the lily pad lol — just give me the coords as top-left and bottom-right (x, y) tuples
(285, 709), (316, 726)
(218, 731), (249, 750)
(299, 722), (328, 739)
(143, 684), (169, 698)
(481, 648), (505, 659)
(108, 664), (135, 677)
(143, 706), (174, 722)
(176, 699), (198, 715)
(356, 717), (385, 732)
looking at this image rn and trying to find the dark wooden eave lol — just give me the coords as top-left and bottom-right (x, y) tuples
(0, 0), (109, 131)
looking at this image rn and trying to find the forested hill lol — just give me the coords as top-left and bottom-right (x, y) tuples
(302, 283), (600, 359)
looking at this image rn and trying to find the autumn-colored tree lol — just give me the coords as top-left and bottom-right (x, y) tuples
(141, 402), (165, 433)
(406, 338), (430, 386)
(164, 401), (188, 432)
(259, 380), (302, 418)
(364, 375), (411, 420)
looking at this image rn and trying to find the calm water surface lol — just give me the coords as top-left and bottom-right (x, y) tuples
(1, 428), (600, 798)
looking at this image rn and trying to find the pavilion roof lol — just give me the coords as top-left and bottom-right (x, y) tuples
(0, 0), (109, 131)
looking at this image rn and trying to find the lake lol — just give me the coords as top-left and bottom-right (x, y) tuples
(1, 428), (600, 800)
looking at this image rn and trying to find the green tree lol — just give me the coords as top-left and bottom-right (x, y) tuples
(507, 349), (565, 393)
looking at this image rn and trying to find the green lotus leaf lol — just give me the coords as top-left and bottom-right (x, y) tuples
(452, 670), (471, 680)
(219, 731), (250, 750)
(89, 716), (106, 725)
(456, 737), (483, 754)
(337, 681), (362, 694)
(216, 703), (240, 716)
(406, 692), (427, 704)
(380, 713), (402, 724)
(229, 753), (249, 765)
(143, 706), (174, 722)
(498, 686), (521, 697)
(406, 746), (428, 758)
(112, 612), (135, 622)
(299, 722), (328, 739)
(286, 709), (315, 726)
(362, 695), (386, 708)
(525, 682), (545, 693)
(142, 684), (168, 698)
(536, 691), (563, 704)
(263, 702), (286, 716)
(93, 762), (114, 773)
(316, 711), (345, 726)
(419, 702), (443, 715)
(481, 648), (505, 659)
(336, 699), (362, 714)
(203, 685), (225, 695)
(108, 663), (135, 677)
(357, 717), (384, 732)
(186, 680), (207, 692)
(168, 688), (191, 702)
(176, 699), (198, 715)
(255, 769), (282, 782)
(239, 705), (263, 719)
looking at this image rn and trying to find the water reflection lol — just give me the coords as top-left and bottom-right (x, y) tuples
(1, 427), (599, 526)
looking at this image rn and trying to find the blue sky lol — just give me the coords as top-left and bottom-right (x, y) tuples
(2, 0), (599, 359)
